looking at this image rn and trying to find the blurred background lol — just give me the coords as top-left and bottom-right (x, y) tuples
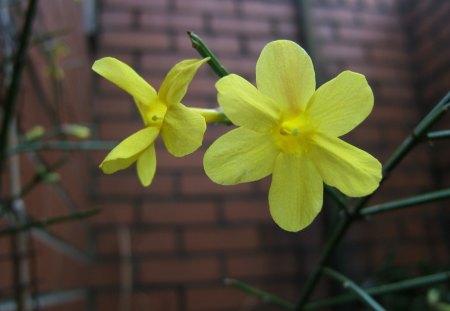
(0, 0), (449, 310)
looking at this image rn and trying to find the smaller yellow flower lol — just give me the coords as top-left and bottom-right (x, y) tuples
(93, 57), (209, 186)
(204, 40), (382, 232)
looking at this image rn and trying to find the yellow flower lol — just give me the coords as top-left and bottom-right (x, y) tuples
(93, 57), (209, 186)
(204, 40), (382, 232)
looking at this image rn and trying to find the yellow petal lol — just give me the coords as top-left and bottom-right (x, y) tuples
(158, 58), (209, 107)
(306, 71), (374, 137)
(256, 40), (315, 113)
(204, 127), (279, 185)
(161, 103), (206, 157)
(269, 153), (323, 232)
(310, 133), (382, 197)
(99, 127), (159, 174)
(216, 74), (279, 132)
(92, 57), (157, 119)
(136, 144), (156, 186)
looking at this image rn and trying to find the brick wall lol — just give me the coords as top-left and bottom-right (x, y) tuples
(1, 0), (449, 310)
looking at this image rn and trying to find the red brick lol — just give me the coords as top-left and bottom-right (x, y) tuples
(132, 229), (177, 254)
(311, 7), (355, 25)
(88, 262), (121, 287)
(140, 12), (204, 32)
(95, 290), (179, 311)
(155, 144), (204, 170)
(97, 173), (174, 197)
(211, 17), (272, 36)
(277, 20), (298, 37)
(132, 290), (179, 311)
(46, 301), (86, 311)
(247, 38), (272, 56)
(226, 253), (298, 278)
(90, 202), (134, 224)
(187, 287), (248, 311)
(141, 202), (217, 225)
(96, 230), (119, 255)
(103, 0), (167, 10)
(377, 85), (414, 102)
(368, 47), (411, 64)
(224, 200), (271, 222)
(218, 56), (256, 77)
(175, 0), (236, 14)
(97, 120), (142, 140)
(183, 227), (259, 252)
(181, 173), (253, 196)
(93, 96), (134, 119)
(0, 237), (13, 291)
(346, 63), (412, 82)
(101, 31), (170, 51)
(101, 11), (132, 28)
(139, 257), (220, 283)
(142, 53), (189, 72)
(319, 43), (365, 61)
(176, 34), (241, 56)
(337, 27), (406, 45)
(241, 2), (294, 18)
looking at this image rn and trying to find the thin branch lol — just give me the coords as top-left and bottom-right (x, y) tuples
(224, 278), (295, 310)
(7, 140), (117, 155)
(0, 208), (100, 236)
(324, 186), (351, 215)
(322, 267), (386, 311)
(305, 271), (450, 310)
(427, 129), (450, 140)
(188, 31), (229, 77)
(0, 0), (39, 178)
(360, 188), (450, 217)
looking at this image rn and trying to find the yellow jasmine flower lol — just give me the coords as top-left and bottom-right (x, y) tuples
(204, 40), (382, 232)
(93, 57), (209, 186)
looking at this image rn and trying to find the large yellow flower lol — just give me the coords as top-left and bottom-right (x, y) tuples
(204, 40), (382, 232)
(93, 57), (209, 186)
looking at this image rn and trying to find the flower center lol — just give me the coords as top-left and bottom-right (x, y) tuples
(145, 99), (167, 129)
(272, 113), (316, 155)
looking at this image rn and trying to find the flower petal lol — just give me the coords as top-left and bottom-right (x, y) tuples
(269, 153), (323, 232)
(161, 103), (206, 157)
(92, 57), (157, 117)
(256, 40), (315, 113)
(306, 71), (374, 137)
(204, 127), (279, 185)
(216, 74), (279, 132)
(136, 144), (157, 186)
(158, 58), (209, 107)
(99, 127), (159, 174)
(310, 133), (382, 197)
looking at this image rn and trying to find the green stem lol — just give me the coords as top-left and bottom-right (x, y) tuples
(189, 108), (231, 125)
(0, 208), (100, 236)
(224, 278), (295, 310)
(427, 129), (450, 140)
(360, 188), (450, 217)
(322, 267), (386, 311)
(305, 271), (450, 310)
(295, 91), (450, 309)
(324, 186), (350, 214)
(188, 32), (229, 77)
(382, 92), (450, 178)
(7, 140), (117, 155)
(0, 0), (39, 179)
